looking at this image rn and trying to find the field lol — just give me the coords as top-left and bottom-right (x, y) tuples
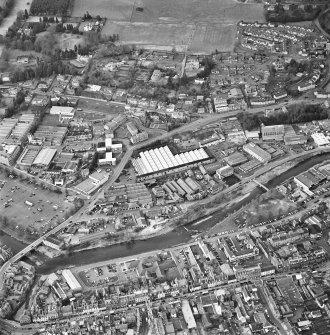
(0, 172), (72, 235)
(57, 33), (85, 50)
(72, 0), (135, 20)
(73, 0), (265, 53)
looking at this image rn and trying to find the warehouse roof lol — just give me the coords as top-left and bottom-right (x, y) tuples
(33, 148), (57, 166)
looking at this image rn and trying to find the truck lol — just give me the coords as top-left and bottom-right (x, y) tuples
(25, 200), (33, 207)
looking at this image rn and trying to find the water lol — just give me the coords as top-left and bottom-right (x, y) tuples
(3, 152), (330, 274)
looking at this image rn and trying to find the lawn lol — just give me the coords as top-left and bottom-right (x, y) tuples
(56, 33), (85, 50)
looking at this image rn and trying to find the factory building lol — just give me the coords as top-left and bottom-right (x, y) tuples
(0, 144), (21, 166)
(243, 143), (271, 163)
(62, 269), (82, 292)
(132, 146), (213, 181)
(261, 124), (284, 141)
(216, 165), (234, 179)
(33, 148), (57, 167)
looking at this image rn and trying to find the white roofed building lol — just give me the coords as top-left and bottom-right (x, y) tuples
(33, 148), (57, 167)
(62, 269), (82, 292)
(132, 145), (213, 181)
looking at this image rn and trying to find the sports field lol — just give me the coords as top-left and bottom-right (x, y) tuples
(73, 0), (265, 52)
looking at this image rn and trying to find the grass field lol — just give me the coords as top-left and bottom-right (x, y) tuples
(102, 0), (264, 52)
(72, 0), (135, 20)
(57, 33), (85, 50)
(73, 0), (264, 53)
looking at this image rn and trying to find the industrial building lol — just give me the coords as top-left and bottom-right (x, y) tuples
(0, 144), (21, 166)
(243, 143), (271, 163)
(30, 125), (67, 146)
(225, 152), (248, 166)
(16, 145), (41, 169)
(62, 269), (82, 292)
(261, 124), (284, 141)
(74, 170), (109, 195)
(294, 168), (327, 195)
(33, 148), (57, 167)
(216, 165), (234, 178)
(311, 133), (330, 146)
(284, 134), (307, 146)
(132, 146), (213, 181)
(105, 183), (153, 207)
(0, 114), (35, 145)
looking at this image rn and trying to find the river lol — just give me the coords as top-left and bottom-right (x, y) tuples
(2, 151), (330, 274)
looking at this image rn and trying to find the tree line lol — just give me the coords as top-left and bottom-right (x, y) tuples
(30, 0), (72, 16)
(0, 0), (15, 26)
(237, 104), (329, 131)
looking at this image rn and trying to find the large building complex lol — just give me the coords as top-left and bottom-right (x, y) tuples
(132, 146), (213, 181)
(243, 143), (271, 163)
(261, 124), (284, 141)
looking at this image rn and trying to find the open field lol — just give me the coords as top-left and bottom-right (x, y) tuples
(74, 0), (264, 52)
(77, 98), (125, 114)
(57, 33), (85, 50)
(102, 0), (264, 53)
(72, 0), (135, 20)
(130, 0), (265, 23)
(0, 172), (72, 234)
(103, 22), (194, 51)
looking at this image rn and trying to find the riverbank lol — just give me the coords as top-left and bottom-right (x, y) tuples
(4, 149), (330, 274)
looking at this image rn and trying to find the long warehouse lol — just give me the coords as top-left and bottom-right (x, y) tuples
(132, 145), (214, 181)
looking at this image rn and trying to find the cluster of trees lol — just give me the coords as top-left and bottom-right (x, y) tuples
(6, 91), (27, 117)
(198, 57), (216, 78)
(0, 0), (15, 26)
(319, 10), (330, 35)
(30, 0), (72, 16)
(266, 3), (324, 23)
(11, 60), (78, 83)
(55, 22), (80, 34)
(237, 104), (329, 131)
